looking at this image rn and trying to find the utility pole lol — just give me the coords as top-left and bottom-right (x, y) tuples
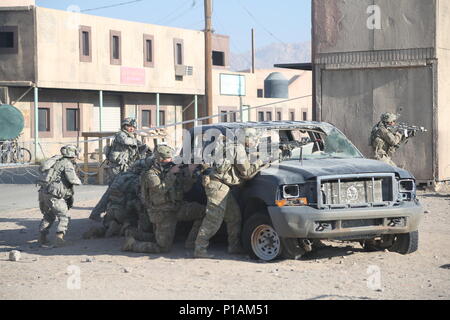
(251, 28), (255, 74)
(204, 0), (213, 124)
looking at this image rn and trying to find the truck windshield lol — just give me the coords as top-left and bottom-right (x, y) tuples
(279, 127), (363, 161)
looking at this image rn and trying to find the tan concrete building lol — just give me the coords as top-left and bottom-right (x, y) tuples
(0, 0), (311, 161)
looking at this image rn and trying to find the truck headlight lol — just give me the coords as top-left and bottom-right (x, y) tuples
(282, 185), (299, 198)
(398, 179), (416, 201)
(276, 184), (309, 207)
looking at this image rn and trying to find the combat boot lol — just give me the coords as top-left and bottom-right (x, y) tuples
(194, 247), (215, 259)
(105, 220), (121, 237)
(55, 232), (65, 247)
(122, 236), (136, 252)
(38, 232), (49, 245)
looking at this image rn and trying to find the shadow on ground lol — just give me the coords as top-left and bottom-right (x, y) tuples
(0, 216), (252, 262)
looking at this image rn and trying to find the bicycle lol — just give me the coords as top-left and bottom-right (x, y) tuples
(0, 136), (32, 164)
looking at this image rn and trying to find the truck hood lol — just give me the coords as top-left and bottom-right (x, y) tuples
(260, 158), (414, 184)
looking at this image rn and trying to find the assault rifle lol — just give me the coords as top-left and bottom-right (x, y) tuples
(389, 123), (428, 138)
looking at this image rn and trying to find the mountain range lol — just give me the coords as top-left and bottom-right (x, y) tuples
(229, 41), (311, 71)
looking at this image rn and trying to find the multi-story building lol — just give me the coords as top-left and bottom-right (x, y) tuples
(0, 0), (311, 160)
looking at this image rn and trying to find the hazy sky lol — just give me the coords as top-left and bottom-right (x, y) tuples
(35, 0), (312, 53)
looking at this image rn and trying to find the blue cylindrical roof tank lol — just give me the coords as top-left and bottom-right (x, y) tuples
(264, 72), (289, 99)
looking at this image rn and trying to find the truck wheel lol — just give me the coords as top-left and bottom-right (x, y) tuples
(243, 214), (281, 261)
(388, 231), (419, 254)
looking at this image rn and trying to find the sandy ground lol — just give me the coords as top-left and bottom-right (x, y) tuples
(0, 190), (449, 300)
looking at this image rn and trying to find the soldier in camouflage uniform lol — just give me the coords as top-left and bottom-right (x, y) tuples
(194, 128), (266, 258)
(107, 117), (148, 180)
(370, 113), (407, 167)
(83, 158), (152, 240)
(122, 145), (206, 254)
(89, 118), (148, 221)
(37, 145), (82, 246)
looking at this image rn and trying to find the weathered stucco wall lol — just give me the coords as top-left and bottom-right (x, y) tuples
(437, 0), (450, 180)
(0, 8), (35, 82)
(314, 0), (436, 54)
(35, 7), (205, 95)
(321, 67), (433, 181)
(0, 0), (35, 6)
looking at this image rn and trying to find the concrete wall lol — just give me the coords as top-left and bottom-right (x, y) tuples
(0, 0), (35, 6)
(0, 8), (35, 83)
(313, 0), (436, 54)
(321, 67), (434, 181)
(35, 7), (206, 95)
(437, 0), (450, 180)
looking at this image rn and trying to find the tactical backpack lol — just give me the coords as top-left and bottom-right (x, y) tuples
(37, 155), (64, 186)
(37, 156), (69, 198)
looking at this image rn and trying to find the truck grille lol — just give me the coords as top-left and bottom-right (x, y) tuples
(317, 173), (395, 209)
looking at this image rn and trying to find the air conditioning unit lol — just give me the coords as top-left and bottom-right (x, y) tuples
(175, 65), (194, 76)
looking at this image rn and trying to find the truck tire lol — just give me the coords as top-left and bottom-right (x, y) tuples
(388, 231), (419, 254)
(242, 213), (281, 261)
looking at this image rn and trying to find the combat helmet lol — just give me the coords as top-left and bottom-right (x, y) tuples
(60, 145), (79, 158)
(380, 113), (398, 124)
(121, 117), (137, 129)
(153, 144), (174, 161)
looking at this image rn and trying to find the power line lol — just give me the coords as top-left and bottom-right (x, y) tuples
(235, 0), (287, 47)
(155, 0), (193, 24)
(80, 0), (145, 13)
(163, 0), (200, 25)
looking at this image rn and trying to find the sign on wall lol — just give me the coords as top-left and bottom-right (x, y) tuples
(220, 73), (246, 96)
(121, 67), (146, 85)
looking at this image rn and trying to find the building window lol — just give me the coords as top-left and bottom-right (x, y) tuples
(110, 30), (121, 65)
(142, 110), (151, 127)
(176, 43), (183, 65)
(257, 89), (264, 98)
(159, 110), (166, 126)
(212, 51), (225, 66)
(32, 103), (54, 138)
(302, 111), (307, 121)
(221, 111), (228, 123)
(79, 26), (92, 62)
(266, 112), (272, 121)
(219, 107), (238, 122)
(66, 108), (79, 131)
(38, 108), (50, 132)
(0, 26), (18, 54)
(143, 34), (154, 67)
(63, 103), (83, 137)
(276, 111), (282, 121)
(290, 111), (295, 121)
(258, 111), (264, 122)
(174, 39), (184, 65)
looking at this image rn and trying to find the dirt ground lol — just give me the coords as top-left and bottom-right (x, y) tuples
(0, 190), (449, 300)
